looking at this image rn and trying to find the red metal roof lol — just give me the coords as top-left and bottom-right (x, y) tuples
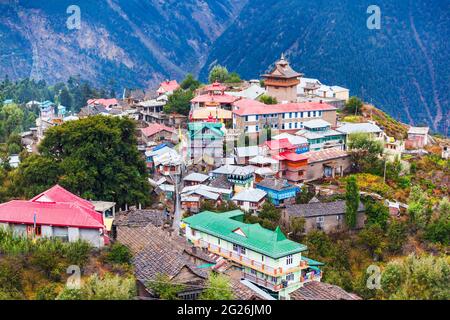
(264, 138), (295, 150)
(31, 185), (94, 210)
(0, 185), (106, 229)
(141, 123), (176, 137)
(233, 101), (336, 116)
(158, 80), (180, 93)
(0, 200), (104, 229)
(191, 93), (237, 104)
(279, 151), (308, 162)
(204, 82), (227, 92)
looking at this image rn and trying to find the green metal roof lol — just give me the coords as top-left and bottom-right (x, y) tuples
(301, 256), (325, 266)
(183, 210), (307, 259)
(188, 122), (224, 138)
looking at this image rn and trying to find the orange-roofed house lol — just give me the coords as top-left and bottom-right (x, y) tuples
(0, 185), (111, 247)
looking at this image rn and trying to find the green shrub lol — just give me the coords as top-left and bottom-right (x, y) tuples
(106, 243), (132, 265)
(57, 288), (83, 300)
(35, 284), (58, 300)
(65, 240), (92, 267)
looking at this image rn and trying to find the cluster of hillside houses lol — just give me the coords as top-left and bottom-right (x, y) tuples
(3, 54), (445, 301)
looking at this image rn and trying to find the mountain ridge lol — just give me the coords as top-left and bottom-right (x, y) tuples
(0, 0), (448, 135)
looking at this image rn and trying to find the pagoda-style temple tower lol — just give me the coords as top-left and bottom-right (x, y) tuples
(262, 54), (303, 103)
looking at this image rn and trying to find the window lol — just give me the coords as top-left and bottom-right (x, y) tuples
(271, 276), (278, 283)
(251, 269), (257, 276)
(286, 273), (294, 281)
(286, 254), (293, 265)
(313, 111), (317, 117)
(256, 125), (259, 132)
(308, 112), (311, 117)
(294, 122), (298, 129)
(289, 123), (292, 129)
(256, 115), (259, 121)
(289, 112), (293, 118)
(191, 229), (196, 237)
(300, 112), (304, 118)
(241, 247), (246, 255)
(35, 226), (42, 236)
(233, 243), (239, 252)
(261, 255), (265, 262)
(245, 116), (248, 122)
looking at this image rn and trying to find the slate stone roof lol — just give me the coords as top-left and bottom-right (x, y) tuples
(285, 200), (365, 218)
(114, 209), (167, 228)
(290, 281), (361, 300)
(117, 223), (211, 291)
(230, 279), (267, 300)
(256, 178), (298, 192)
(208, 174), (233, 189)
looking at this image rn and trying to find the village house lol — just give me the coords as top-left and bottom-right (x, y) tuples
(145, 144), (183, 176)
(190, 107), (232, 126)
(296, 78), (350, 109)
(0, 185), (109, 247)
(87, 98), (119, 109)
(188, 122), (225, 167)
(273, 151), (309, 183)
(248, 155), (280, 180)
(227, 83), (266, 100)
(302, 148), (351, 182)
(115, 209), (267, 300)
(114, 210), (212, 300)
(232, 188), (267, 212)
(191, 82), (238, 110)
(337, 122), (383, 149)
(289, 281), (360, 300)
(235, 146), (260, 165)
(283, 200), (366, 233)
(181, 184), (234, 213)
(296, 119), (346, 151)
(232, 99), (338, 138)
(157, 80), (180, 96)
(272, 133), (309, 154)
(183, 172), (210, 186)
(182, 210), (324, 299)
(406, 126), (430, 149)
(137, 98), (167, 123)
(211, 165), (256, 193)
(256, 178), (300, 206)
(140, 123), (177, 146)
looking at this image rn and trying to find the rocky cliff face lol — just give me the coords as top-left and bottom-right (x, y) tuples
(0, 0), (247, 89)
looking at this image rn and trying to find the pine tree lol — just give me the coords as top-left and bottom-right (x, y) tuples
(345, 175), (360, 229)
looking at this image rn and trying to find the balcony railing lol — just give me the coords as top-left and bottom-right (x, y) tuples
(197, 240), (307, 277)
(243, 273), (281, 292)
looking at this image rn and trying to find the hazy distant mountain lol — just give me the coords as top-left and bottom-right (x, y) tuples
(0, 0), (247, 89)
(0, 0), (448, 134)
(201, 0), (449, 135)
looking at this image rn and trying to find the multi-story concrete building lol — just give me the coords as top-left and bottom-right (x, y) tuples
(232, 99), (337, 137)
(296, 119), (346, 151)
(183, 210), (323, 300)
